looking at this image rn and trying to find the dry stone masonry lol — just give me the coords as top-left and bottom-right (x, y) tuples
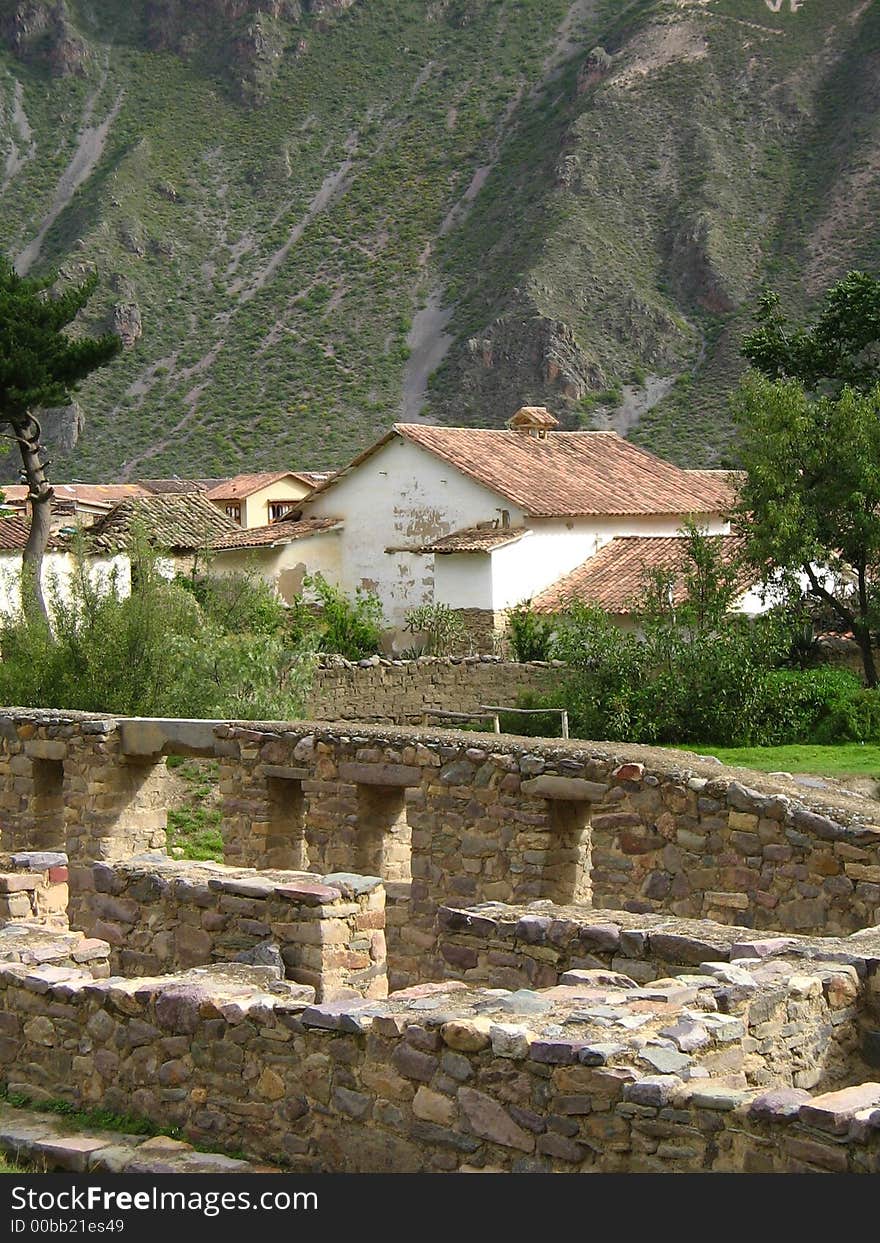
(0, 708), (878, 1172)
(305, 657), (560, 726)
(75, 856), (387, 1001)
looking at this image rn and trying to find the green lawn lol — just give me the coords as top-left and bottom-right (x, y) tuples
(676, 743), (880, 779)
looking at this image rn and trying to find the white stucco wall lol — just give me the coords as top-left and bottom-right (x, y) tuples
(209, 531), (342, 604)
(0, 551), (131, 620)
(306, 436), (524, 630)
(434, 514), (731, 614)
(433, 552), (495, 610)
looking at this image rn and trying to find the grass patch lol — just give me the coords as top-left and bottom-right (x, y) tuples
(674, 743), (880, 779)
(1, 1088), (169, 1139)
(166, 758), (223, 861)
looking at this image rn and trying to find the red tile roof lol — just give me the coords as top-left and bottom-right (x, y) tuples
(418, 526), (528, 554)
(205, 471), (316, 502)
(684, 469), (745, 512)
(0, 483), (149, 508)
(307, 425), (742, 518)
(0, 515), (71, 552)
(211, 517), (342, 551)
(531, 534), (750, 614)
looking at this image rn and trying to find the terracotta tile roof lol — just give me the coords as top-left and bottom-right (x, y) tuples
(211, 517), (342, 551)
(136, 479), (210, 495)
(309, 425), (740, 518)
(531, 534), (750, 614)
(0, 515), (70, 552)
(684, 469), (745, 512)
(0, 483), (149, 508)
(418, 525), (529, 554)
(89, 493), (239, 552)
(205, 471), (313, 502)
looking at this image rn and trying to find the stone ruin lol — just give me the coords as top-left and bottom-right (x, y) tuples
(0, 708), (879, 1173)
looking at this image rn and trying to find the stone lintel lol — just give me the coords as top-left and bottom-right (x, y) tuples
(23, 741), (67, 761)
(262, 765), (310, 781)
(520, 775), (609, 802)
(338, 762), (422, 788)
(119, 719), (221, 759)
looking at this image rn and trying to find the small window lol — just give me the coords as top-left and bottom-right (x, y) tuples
(268, 502), (294, 523)
(225, 504), (242, 524)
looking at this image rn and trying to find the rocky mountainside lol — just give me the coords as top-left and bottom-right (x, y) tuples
(0, 0), (877, 479)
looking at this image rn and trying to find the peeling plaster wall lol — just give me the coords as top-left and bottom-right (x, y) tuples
(306, 437), (524, 633)
(210, 532), (343, 604)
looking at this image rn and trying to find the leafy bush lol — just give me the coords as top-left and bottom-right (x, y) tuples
(176, 567), (288, 637)
(403, 602), (466, 657)
(515, 524), (880, 747)
(507, 601), (557, 662)
(303, 572), (384, 660)
(0, 532), (315, 719)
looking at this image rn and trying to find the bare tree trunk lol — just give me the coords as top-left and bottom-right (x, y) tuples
(804, 561), (878, 687)
(15, 413), (52, 627)
(854, 624), (878, 688)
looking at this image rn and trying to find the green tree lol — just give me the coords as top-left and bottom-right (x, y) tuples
(641, 519), (745, 635)
(0, 257), (121, 623)
(742, 271), (880, 393)
(732, 373), (880, 686)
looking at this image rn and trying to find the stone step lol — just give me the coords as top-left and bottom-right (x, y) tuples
(0, 1102), (280, 1174)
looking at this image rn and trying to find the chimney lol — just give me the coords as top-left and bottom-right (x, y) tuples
(506, 406), (560, 439)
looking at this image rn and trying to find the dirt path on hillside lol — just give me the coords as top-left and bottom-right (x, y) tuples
(400, 290), (455, 421)
(15, 74), (123, 275)
(236, 132), (359, 303)
(1, 80), (36, 195)
(401, 0), (601, 420)
(592, 373), (678, 435)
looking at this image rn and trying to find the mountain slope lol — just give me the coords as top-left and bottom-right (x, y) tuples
(0, 0), (877, 479)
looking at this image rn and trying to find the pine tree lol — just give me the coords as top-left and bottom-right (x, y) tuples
(0, 257), (121, 623)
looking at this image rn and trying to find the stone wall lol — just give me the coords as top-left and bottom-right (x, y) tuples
(0, 852), (68, 927)
(305, 657), (560, 725)
(74, 858), (387, 1002)
(0, 952), (878, 1172)
(214, 726), (880, 943)
(2, 712), (880, 954)
(434, 902), (880, 1016)
(0, 712), (167, 872)
(0, 923), (110, 976)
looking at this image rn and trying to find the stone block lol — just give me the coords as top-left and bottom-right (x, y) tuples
(338, 763), (421, 787)
(798, 1084), (880, 1135)
(457, 1087), (534, 1152)
(520, 776), (608, 801)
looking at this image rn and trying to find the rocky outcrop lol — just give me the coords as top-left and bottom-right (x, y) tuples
(0, 0), (88, 76)
(434, 292), (604, 428)
(110, 302), (143, 348)
(143, 0), (358, 103)
(38, 401), (84, 453)
(666, 214), (736, 316)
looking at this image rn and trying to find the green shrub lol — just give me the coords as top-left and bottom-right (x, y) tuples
(303, 572), (384, 659)
(507, 601), (557, 662)
(540, 605), (880, 748)
(177, 566), (288, 637)
(0, 532), (315, 719)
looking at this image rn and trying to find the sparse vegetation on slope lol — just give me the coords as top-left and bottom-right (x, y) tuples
(0, 0), (876, 477)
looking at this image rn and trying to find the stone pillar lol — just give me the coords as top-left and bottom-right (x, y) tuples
(65, 721), (168, 928)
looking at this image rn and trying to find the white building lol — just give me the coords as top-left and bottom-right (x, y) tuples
(302, 407), (746, 647)
(0, 515), (130, 620)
